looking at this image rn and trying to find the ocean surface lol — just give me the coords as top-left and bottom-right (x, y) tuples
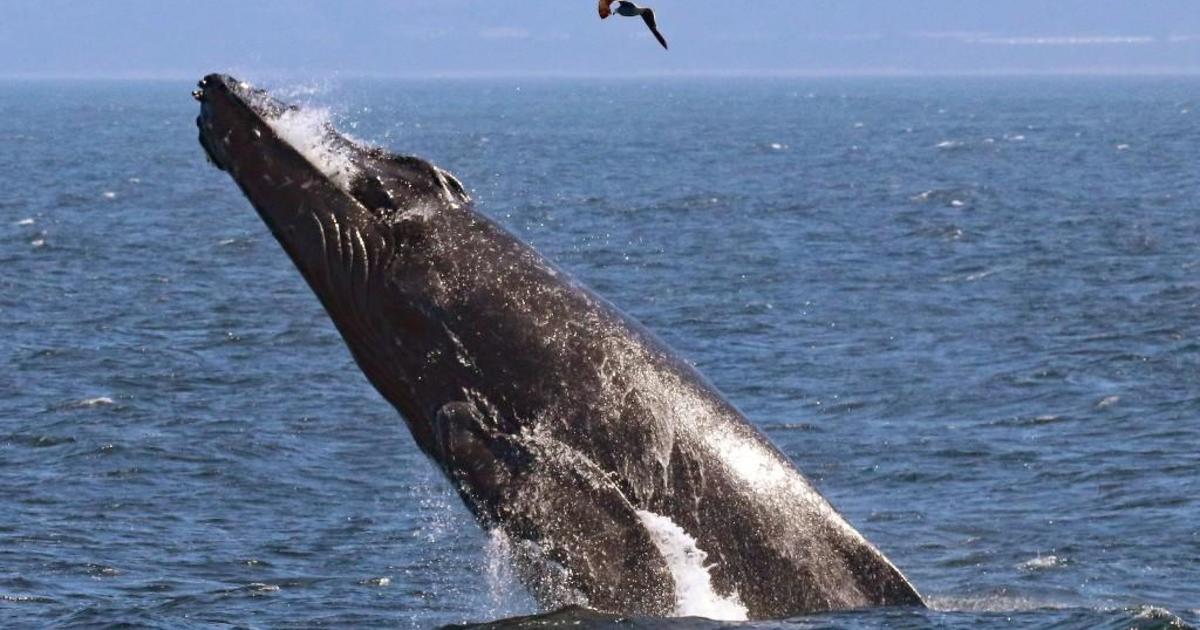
(1, 77), (1197, 628)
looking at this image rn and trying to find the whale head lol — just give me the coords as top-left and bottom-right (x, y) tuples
(194, 74), (480, 450)
(195, 74), (470, 215)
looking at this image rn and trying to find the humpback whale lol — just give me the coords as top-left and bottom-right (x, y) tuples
(194, 74), (923, 619)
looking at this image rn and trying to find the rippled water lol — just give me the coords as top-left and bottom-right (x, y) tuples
(1, 78), (1197, 628)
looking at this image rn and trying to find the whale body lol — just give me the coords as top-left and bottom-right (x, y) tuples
(194, 73), (923, 619)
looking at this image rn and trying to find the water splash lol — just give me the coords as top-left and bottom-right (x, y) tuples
(265, 106), (360, 190)
(483, 529), (537, 618)
(72, 396), (115, 408)
(1017, 554), (1067, 571)
(635, 510), (747, 621)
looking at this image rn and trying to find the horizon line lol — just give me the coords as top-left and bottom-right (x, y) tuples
(3, 66), (1200, 82)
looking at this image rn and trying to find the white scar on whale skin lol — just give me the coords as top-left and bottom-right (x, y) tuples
(636, 510), (748, 621)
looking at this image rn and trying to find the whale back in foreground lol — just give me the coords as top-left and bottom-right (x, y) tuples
(194, 74), (923, 619)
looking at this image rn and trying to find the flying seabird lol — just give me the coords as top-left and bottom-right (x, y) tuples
(601, 0), (669, 50)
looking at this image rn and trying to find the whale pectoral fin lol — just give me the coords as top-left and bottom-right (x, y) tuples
(502, 443), (676, 616)
(430, 404), (674, 614)
(433, 401), (516, 521)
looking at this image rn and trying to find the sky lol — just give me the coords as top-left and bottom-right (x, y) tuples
(2, 1), (1199, 79)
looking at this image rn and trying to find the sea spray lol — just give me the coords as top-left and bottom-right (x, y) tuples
(483, 529), (537, 619)
(636, 510), (748, 620)
(265, 106), (360, 190)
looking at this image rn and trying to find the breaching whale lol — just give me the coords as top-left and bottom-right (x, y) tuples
(194, 74), (923, 619)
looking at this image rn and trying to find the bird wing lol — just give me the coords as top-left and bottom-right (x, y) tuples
(598, 0), (614, 19)
(641, 9), (668, 49)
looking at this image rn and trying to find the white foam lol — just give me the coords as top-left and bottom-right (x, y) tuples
(636, 510), (747, 621)
(14, 218), (34, 226)
(266, 107), (360, 190)
(927, 593), (1068, 612)
(76, 396), (115, 407)
(359, 576), (391, 587)
(1017, 554), (1065, 571)
(935, 140), (963, 149)
(102, 191), (117, 199)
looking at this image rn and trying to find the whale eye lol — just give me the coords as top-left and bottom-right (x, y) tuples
(349, 173), (430, 230)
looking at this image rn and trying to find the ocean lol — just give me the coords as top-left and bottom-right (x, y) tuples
(1, 77), (1197, 628)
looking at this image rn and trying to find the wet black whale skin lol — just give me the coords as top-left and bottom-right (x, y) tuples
(194, 73), (923, 619)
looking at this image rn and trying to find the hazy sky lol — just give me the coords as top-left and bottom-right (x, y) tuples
(2, 1), (1199, 79)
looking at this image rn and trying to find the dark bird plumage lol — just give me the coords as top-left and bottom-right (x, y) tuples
(614, 0), (669, 50)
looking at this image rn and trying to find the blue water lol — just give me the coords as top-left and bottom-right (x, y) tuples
(1, 78), (1197, 628)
